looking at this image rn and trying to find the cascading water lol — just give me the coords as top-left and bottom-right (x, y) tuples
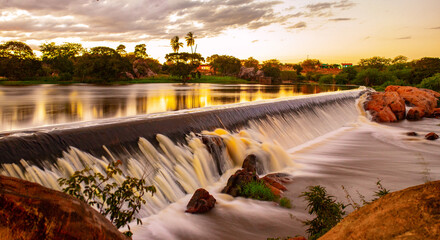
(0, 89), (364, 219)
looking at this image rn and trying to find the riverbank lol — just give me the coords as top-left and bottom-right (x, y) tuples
(0, 75), (251, 86)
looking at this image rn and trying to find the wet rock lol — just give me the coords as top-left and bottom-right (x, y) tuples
(238, 66), (256, 80)
(242, 154), (257, 173)
(264, 173), (295, 184)
(261, 175), (287, 192)
(429, 108), (440, 118)
(385, 85), (439, 117)
(0, 175), (128, 240)
(425, 132), (439, 140)
(186, 188), (216, 214)
(364, 92), (403, 122)
(320, 181), (440, 240)
(406, 107), (423, 121)
(221, 168), (258, 197)
(288, 237), (307, 240)
(202, 135), (227, 175)
(406, 132), (418, 136)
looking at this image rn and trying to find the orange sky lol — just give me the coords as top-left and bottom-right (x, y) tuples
(1, 0), (439, 64)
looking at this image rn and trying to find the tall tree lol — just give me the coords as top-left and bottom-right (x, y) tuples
(244, 57), (259, 69)
(134, 44), (148, 59)
(185, 32), (196, 54)
(116, 44), (127, 56)
(0, 41), (35, 59)
(170, 36), (183, 53)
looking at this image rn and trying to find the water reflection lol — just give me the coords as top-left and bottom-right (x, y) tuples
(0, 83), (354, 132)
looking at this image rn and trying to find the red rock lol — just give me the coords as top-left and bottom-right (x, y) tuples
(425, 132), (439, 140)
(385, 86), (438, 117)
(186, 188), (216, 214)
(406, 132), (418, 136)
(0, 175), (128, 240)
(221, 168), (258, 197)
(242, 154), (257, 173)
(287, 237), (307, 240)
(261, 175), (287, 191)
(429, 108), (440, 118)
(364, 92), (402, 122)
(384, 91), (406, 120)
(406, 107), (423, 121)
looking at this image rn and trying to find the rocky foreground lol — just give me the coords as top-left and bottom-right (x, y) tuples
(364, 85), (440, 122)
(321, 181), (440, 240)
(0, 175), (127, 240)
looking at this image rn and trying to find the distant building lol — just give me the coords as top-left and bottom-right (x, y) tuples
(341, 63), (353, 68)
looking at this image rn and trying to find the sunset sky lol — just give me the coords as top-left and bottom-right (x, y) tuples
(1, 0), (439, 64)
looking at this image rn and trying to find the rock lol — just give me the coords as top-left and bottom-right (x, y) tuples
(264, 173), (295, 184)
(320, 181), (440, 240)
(221, 168), (258, 197)
(406, 132), (418, 136)
(385, 85), (438, 117)
(425, 132), (439, 140)
(238, 66), (256, 80)
(364, 92), (402, 122)
(384, 91), (406, 120)
(185, 188), (216, 214)
(124, 72), (135, 79)
(406, 107), (422, 121)
(261, 175), (287, 192)
(202, 135), (227, 175)
(132, 59), (157, 78)
(242, 154), (257, 173)
(429, 108), (440, 118)
(0, 175), (128, 240)
(287, 237), (307, 240)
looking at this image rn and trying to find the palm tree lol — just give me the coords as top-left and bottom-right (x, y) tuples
(170, 36), (183, 53)
(185, 32), (196, 54)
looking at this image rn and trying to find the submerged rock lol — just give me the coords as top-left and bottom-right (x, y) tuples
(186, 188), (216, 214)
(320, 181), (440, 240)
(406, 132), (418, 136)
(221, 168), (258, 197)
(0, 175), (128, 240)
(406, 107), (423, 121)
(425, 132), (439, 140)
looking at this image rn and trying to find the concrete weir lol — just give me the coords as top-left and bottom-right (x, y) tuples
(0, 88), (365, 165)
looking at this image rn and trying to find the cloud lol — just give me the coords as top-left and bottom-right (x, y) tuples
(0, 0), (291, 43)
(396, 36), (411, 40)
(288, 22), (307, 29)
(431, 26), (440, 30)
(251, 40), (258, 43)
(329, 17), (353, 21)
(305, 0), (355, 17)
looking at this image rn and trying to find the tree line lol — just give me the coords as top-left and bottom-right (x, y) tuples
(1, 38), (440, 91)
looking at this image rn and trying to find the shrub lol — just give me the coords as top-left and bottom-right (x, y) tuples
(373, 179), (390, 200)
(419, 73), (440, 91)
(300, 185), (346, 240)
(240, 180), (276, 201)
(279, 197), (292, 209)
(335, 73), (349, 85)
(58, 161), (155, 237)
(318, 74), (334, 84)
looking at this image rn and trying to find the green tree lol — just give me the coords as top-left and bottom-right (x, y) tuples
(263, 59), (282, 69)
(412, 57), (440, 85)
(244, 57), (259, 69)
(116, 44), (127, 56)
(359, 56), (391, 70)
(337, 66), (358, 83)
(419, 73), (440, 91)
(170, 36), (183, 53)
(209, 55), (242, 76)
(353, 68), (397, 86)
(318, 74), (334, 84)
(0, 41), (35, 59)
(292, 64), (303, 75)
(165, 52), (204, 83)
(134, 44), (148, 59)
(185, 32), (196, 54)
(301, 59), (321, 72)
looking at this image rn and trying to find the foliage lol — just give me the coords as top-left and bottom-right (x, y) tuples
(318, 74), (334, 84)
(373, 179), (390, 200)
(353, 68), (397, 86)
(244, 57), (259, 69)
(418, 73), (440, 91)
(375, 78), (408, 91)
(0, 41), (35, 59)
(279, 197), (292, 209)
(240, 180), (277, 201)
(280, 71), (299, 82)
(58, 161), (156, 236)
(185, 32), (196, 54)
(359, 56), (391, 71)
(412, 57), (440, 85)
(263, 59), (282, 69)
(305, 72), (323, 82)
(170, 36), (184, 53)
(300, 185), (346, 240)
(165, 52), (204, 82)
(340, 66), (358, 82)
(134, 58), (162, 74)
(262, 66), (281, 83)
(116, 44), (127, 56)
(40, 42), (84, 60)
(301, 59), (321, 72)
(335, 73), (349, 85)
(209, 55), (242, 76)
(134, 44), (148, 59)
(0, 57), (42, 80)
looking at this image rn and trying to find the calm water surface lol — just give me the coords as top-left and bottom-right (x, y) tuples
(0, 83), (354, 132)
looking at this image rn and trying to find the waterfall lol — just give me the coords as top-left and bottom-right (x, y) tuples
(0, 88), (365, 217)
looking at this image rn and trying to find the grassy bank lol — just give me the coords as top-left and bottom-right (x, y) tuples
(0, 75), (252, 86)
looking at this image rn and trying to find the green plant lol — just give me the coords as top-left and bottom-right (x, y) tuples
(300, 185), (346, 240)
(373, 179), (390, 200)
(58, 161), (155, 237)
(240, 180), (276, 201)
(279, 197), (292, 209)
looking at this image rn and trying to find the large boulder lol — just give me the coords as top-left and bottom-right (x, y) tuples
(133, 59), (157, 78)
(238, 66), (256, 80)
(385, 85), (439, 117)
(201, 135), (227, 175)
(0, 175), (128, 240)
(321, 181), (440, 240)
(221, 168), (258, 197)
(406, 107), (423, 121)
(185, 188), (216, 214)
(364, 92), (405, 122)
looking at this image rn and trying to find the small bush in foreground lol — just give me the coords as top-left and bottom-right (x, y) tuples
(373, 179), (390, 200)
(240, 180), (276, 201)
(279, 197), (292, 209)
(300, 185), (346, 240)
(58, 161), (155, 237)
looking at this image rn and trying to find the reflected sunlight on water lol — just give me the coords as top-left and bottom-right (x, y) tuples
(0, 83), (353, 132)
